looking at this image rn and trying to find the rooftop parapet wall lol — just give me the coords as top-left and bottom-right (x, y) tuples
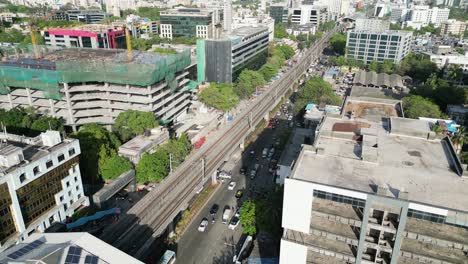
(0, 46), (192, 100)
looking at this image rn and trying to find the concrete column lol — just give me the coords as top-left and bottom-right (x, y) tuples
(25, 88), (33, 106)
(239, 138), (244, 150)
(211, 170), (217, 185)
(63, 83), (76, 130)
(7, 92), (13, 109)
(49, 99), (56, 115)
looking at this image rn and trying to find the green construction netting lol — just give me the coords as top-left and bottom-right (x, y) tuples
(0, 46), (191, 101)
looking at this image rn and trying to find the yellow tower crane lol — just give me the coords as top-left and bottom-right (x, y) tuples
(125, 26), (133, 61)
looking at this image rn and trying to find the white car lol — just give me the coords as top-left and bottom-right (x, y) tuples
(228, 181), (236, 190)
(198, 218), (208, 232)
(228, 215), (240, 230)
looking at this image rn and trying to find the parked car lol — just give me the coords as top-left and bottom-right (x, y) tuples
(228, 214), (240, 230)
(228, 181), (236, 190)
(210, 204), (219, 217)
(222, 206), (232, 224)
(250, 169), (256, 179)
(240, 167), (247, 175)
(198, 218), (208, 232)
(262, 148), (268, 158)
(235, 189), (244, 199)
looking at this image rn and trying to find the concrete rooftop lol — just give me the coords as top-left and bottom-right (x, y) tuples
(292, 115), (468, 213)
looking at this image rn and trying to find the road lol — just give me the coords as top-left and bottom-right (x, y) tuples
(176, 109), (292, 263)
(99, 26), (342, 259)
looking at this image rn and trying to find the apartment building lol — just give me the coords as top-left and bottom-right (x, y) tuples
(440, 19), (468, 36)
(315, 0), (350, 18)
(429, 53), (468, 73)
(269, 5), (289, 24)
(400, 5), (450, 29)
(0, 131), (89, 252)
(0, 232), (143, 263)
(66, 10), (107, 24)
(159, 7), (223, 39)
(232, 15), (275, 41)
(280, 93), (468, 264)
(355, 18), (390, 31)
(346, 30), (413, 64)
(0, 48), (194, 129)
(44, 25), (126, 49)
(290, 5), (329, 27)
(202, 26), (269, 83)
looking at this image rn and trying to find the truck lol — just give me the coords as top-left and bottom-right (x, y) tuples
(222, 207), (232, 224)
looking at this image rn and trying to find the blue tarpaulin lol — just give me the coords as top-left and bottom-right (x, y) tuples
(305, 103), (315, 110)
(66, 207), (120, 230)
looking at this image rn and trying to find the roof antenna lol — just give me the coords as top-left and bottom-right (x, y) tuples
(48, 121), (52, 131)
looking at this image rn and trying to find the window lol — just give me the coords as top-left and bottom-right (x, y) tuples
(66, 182), (70, 188)
(74, 176), (78, 182)
(33, 166), (40, 175)
(58, 154), (65, 162)
(64, 204), (68, 211)
(313, 190), (366, 208)
(68, 148), (76, 156)
(77, 194), (81, 199)
(76, 186), (79, 191)
(46, 160), (53, 169)
(60, 196), (64, 202)
(19, 173), (26, 183)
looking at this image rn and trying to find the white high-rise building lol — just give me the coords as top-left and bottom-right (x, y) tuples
(315, 0), (350, 17)
(224, 0), (232, 34)
(399, 5), (450, 29)
(290, 5), (329, 27)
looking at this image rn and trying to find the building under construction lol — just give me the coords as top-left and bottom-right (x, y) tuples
(0, 46), (195, 130)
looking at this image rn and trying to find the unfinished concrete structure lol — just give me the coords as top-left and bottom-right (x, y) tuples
(280, 91), (468, 264)
(0, 47), (194, 130)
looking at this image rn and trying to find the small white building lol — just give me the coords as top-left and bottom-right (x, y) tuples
(0, 131), (89, 252)
(429, 53), (468, 73)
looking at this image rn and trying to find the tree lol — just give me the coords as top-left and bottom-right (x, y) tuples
(0, 28), (25, 43)
(451, 126), (467, 154)
(113, 110), (159, 142)
(293, 76), (342, 114)
(274, 23), (288, 38)
(239, 200), (257, 236)
(136, 7), (161, 20)
(449, 7), (468, 21)
(277, 44), (295, 60)
(100, 155), (133, 180)
(259, 63), (278, 81)
(71, 123), (121, 184)
(381, 60), (396, 74)
(329, 33), (346, 55)
(256, 187), (283, 236)
(402, 95), (443, 119)
(412, 74), (466, 111)
(159, 134), (192, 168)
(455, 47), (465, 55)
(136, 149), (169, 183)
(397, 53), (439, 82)
(320, 21), (336, 31)
(199, 83), (239, 112)
(31, 115), (64, 132)
(368, 60), (380, 72)
(235, 69), (266, 99)
(446, 64), (464, 84)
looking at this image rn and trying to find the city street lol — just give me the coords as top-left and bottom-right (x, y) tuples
(176, 108), (292, 263)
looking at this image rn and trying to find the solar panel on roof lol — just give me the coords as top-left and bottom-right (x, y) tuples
(65, 246), (82, 264)
(84, 255), (99, 264)
(6, 240), (44, 260)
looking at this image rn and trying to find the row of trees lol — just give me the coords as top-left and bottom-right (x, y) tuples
(239, 187), (283, 237)
(293, 76), (342, 114)
(73, 110), (160, 183)
(135, 134), (192, 183)
(0, 107), (63, 136)
(199, 44), (295, 111)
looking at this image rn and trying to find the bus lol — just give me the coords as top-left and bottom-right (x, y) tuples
(157, 250), (176, 264)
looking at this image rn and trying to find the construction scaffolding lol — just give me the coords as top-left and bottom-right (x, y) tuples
(0, 45), (192, 100)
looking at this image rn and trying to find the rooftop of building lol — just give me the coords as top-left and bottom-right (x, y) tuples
(290, 92), (468, 213)
(0, 232), (143, 264)
(348, 29), (413, 36)
(278, 128), (313, 167)
(353, 70), (406, 89)
(0, 131), (77, 174)
(118, 128), (169, 156)
(160, 7), (217, 16)
(231, 26), (268, 37)
(47, 24), (123, 32)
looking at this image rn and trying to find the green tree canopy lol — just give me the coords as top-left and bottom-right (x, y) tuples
(293, 76), (342, 114)
(235, 69), (266, 99)
(112, 110), (159, 142)
(329, 33), (346, 55)
(100, 155), (133, 180)
(31, 115), (64, 132)
(449, 7), (468, 21)
(368, 60), (380, 72)
(239, 200), (257, 236)
(136, 7), (161, 20)
(0, 28), (25, 43)
(0, 107), (63, 136)
(71, 123), (121, 184)
(397, 53), (439, 82)
(274, 23), (288, 38)
(402, 95), (443, 119)
(277, 44), (295, 60)
(136, 149), (169, 183)
(199, 83), (239, 112)
(259, 63), (279, 81)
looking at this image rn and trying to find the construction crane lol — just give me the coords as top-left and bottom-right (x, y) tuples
(125, 26), (133, 61)
(28, 12), (54, 59)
